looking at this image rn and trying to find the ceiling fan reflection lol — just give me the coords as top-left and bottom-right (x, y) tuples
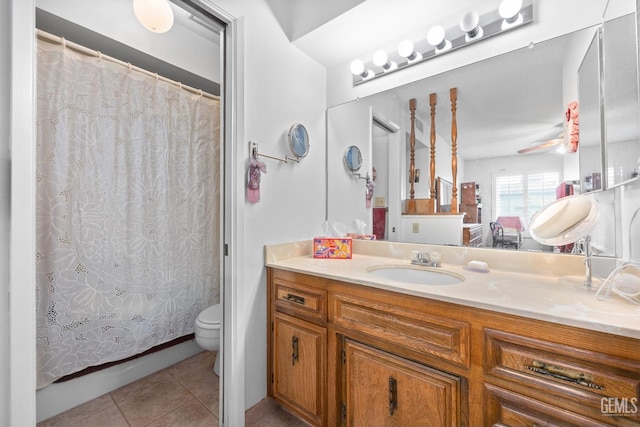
(517, 134), (564, 154)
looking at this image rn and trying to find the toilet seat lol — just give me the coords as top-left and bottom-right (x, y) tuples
(197, 304), (221, 327)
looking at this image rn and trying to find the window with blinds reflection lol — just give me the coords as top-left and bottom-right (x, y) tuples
(495, 172), (560, 223)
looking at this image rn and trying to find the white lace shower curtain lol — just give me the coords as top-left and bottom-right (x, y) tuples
(35, 36), (220, 388)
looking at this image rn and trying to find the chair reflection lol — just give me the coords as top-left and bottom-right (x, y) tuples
(490, 221), (522, 249)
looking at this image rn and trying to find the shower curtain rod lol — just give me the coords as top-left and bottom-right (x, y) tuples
(36, 29), (220, 102)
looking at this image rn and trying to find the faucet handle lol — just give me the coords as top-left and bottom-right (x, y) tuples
(411, 250), (429, 263)
(430, 251), (441, 266)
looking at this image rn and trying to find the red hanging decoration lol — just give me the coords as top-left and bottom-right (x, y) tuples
(247, 157), (267, 204)
(566, 101), (579, 153)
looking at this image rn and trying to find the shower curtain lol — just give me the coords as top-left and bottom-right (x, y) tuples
(35, 37), (220, 388)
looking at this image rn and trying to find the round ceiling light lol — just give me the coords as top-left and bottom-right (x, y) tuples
(133, 0), (175, 33)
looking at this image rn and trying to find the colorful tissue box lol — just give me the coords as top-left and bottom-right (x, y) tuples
(313, 238), (352, 259)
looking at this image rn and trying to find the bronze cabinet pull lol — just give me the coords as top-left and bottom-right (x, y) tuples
(291, 336), (299, 366)
(525, 360), (605, 390)
(388, 376), (398, 415)
(283, 294), (305, 305)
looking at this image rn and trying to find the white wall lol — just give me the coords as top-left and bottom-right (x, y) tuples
(1, 2), (11, 425)
(210, 0), (327, 410)
(327, 101), (372, 232)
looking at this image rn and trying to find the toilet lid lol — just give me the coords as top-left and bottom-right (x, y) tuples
(198, 304), (221, 326)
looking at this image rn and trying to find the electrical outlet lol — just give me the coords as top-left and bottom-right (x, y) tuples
(412, 223), (419, 233)
(374, 197), (386, 207)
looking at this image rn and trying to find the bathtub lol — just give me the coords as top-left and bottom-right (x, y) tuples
(36, 339), (202, 422)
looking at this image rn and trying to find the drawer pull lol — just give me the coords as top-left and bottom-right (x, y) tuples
(292, 336), (299, 366)
(525, 361), (605, 391)
(283, 293), (306, 305)
(388, 376), (398, 415)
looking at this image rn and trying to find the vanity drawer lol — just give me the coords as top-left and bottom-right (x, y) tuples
(330, 291), (470, 367)
(484, 383), (613, 427)
(484, 328), (640, 412)
(272, 273), (327, 323)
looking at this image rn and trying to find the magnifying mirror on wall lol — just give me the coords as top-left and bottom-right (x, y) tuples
(344, 145), (363, 172)
(529, 195), (599, 245)
(288, 123), (310, 159)
(529, 195), (600, 288)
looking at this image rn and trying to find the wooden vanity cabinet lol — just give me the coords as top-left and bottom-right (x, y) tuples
(267, 268), (640, 427)
(267, 269), (328, 426)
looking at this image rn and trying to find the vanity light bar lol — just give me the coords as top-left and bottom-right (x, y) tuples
(351, 0), (533, 85)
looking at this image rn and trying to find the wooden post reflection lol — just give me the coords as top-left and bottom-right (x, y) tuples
(428, 93), (437, 214)
(450, 87), (459, 213)
(407, 98), (417, 214)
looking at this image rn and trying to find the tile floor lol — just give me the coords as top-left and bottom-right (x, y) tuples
(38, 351), (307, 427)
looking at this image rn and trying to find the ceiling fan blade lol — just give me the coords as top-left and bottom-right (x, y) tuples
(517, 138), (563, 154)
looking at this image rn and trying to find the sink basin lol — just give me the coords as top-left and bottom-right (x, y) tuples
(366, 265), (464, 285)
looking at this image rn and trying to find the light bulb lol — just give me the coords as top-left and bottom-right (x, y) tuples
(133, 0), (174, 33)
(398, 40), (414, 58)
(372, 50), (397, 72)
(373, 50), (389, 67)
(427, 26), (451, 53)
(350, 59), (374, 80)
(398, 40), (422, 62)
(350, 59), (365, 75)
(499, 0), (523, 30)
(499, 0), (522, 19)
(460, 11), (483, 42)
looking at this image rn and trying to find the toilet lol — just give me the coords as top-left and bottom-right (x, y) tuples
(194, 303), (221, 376)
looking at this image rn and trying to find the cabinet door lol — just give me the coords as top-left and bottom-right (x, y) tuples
(273, 312), (326, 426)
(343, 339), (460, 427)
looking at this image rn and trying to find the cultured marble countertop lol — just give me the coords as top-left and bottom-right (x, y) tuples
(265, 240), (640, 340)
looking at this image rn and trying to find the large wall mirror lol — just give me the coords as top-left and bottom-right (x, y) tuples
(602, 5), (640, 188)
(326, 2), (639, 258)
(578, 30), (604, 193)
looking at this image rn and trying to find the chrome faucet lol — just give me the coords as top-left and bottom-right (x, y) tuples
(584, 235), (593, 289)
(411, 251), (441, 267)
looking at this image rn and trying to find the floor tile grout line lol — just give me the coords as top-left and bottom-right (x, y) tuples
(113, 375), (193, 426)
(192, 390), (219, 417)
(138, 397), (200, 427)
(169, 370), (220, 418)
(110, 390), (131, 427)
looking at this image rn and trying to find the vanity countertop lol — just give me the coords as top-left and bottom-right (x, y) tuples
(265, 240), (640, 340)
